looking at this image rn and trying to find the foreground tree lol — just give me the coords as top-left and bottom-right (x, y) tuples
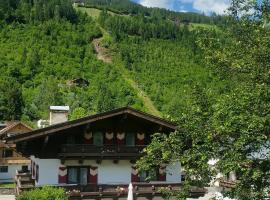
(137, 1), (270, 199)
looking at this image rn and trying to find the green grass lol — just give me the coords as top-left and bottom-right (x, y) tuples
(76, 7), (102, 19)
(189, 23), (219, 31)
(0, 182), (15, 188)
(76, 6), (129, 19)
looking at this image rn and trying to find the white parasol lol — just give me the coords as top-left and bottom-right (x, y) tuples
(127, 183), (133, 200)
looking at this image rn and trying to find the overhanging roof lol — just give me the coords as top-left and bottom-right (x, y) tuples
(7, 107), (177, 143)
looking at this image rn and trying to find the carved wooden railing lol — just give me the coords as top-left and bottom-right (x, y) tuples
(64, 183), (206, 199)
(58, 144), (146, 158)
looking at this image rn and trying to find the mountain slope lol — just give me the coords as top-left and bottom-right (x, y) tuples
(0, 0), (226, 124)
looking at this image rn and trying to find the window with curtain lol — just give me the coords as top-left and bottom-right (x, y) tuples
(93, 132), (103, 146)
(68, 167), (88, 185)
(126, 132), (135, 146)
(80, 168), (88, 185)
(68, 168), (78, 184)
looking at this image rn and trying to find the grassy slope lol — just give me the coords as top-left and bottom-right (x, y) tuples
(78, 5), (220, 118)
(76, 6), (129, 19)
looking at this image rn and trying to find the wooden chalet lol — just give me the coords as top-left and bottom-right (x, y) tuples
(6, 107), (206, 199)
(0, 122), (32, 182)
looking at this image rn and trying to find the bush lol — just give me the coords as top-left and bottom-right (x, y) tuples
(17, 186), (68, 200)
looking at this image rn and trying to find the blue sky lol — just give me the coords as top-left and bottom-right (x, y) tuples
(131, 0), (231, 15)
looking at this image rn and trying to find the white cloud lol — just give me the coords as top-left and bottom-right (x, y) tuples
(192, 0), (230, 14)
(139, 0), (174, 10)
(138, 0), (231, 15)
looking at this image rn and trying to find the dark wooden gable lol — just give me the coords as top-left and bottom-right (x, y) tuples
(7, 107), (177, 144)
(7, 107), (177, 159)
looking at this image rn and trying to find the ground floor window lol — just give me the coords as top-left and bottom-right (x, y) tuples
(22, 165), (28, 172)
(67, 167), (88, 185)
(0, 166), (8, 173)
(139, 169), (158, 182)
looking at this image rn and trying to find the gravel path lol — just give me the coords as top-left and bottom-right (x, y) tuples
(0, 195), (15, 200)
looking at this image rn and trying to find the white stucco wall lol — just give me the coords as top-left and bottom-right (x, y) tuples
(0, 164), (26, 183)
(166, 162), (181, 183)
(32, 157), (182, 185)
(65, 160), (131, 184)
(31, 156), (62, 186)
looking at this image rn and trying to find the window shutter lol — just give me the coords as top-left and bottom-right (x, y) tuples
(131, 166), (139, 182)
(36, 165), (39, 183)
(58, 166), (67, 184)
(32, 162), (36, 179)
(105, 132), (114, 145)
(89, 166), (98, 184)
(84, 132), (93, 144)
(136, 133), (145, 145)
(117, 133), (125, 145)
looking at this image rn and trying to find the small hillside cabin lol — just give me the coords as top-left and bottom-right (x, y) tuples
(6, 107), (198, 198)
(0, 122), (32, 182)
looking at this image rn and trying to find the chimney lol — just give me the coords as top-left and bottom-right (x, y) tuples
(49, 106), (70, 125)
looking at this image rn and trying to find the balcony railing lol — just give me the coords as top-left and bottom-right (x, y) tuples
(64, 183), (206, 199)
(58, 144), (147, 159)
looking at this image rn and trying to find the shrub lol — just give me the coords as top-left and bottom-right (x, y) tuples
(17, 186), (68, 200)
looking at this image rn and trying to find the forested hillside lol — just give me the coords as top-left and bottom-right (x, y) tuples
(0, 0), (269, 198)
(0, 0), (266, 128)
(0, 0), (146, 125)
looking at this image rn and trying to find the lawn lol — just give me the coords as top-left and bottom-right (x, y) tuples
(76, 7), (102, 19)
(0, 182), (15, 188)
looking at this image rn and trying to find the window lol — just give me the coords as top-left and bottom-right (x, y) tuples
(126, 132), (135, 146)
(0, 166), (8, 173)
(2, 149), (13, 158)
(139, 169), (158, 182)
(22, 166), (28, 172)
(67, 167), (88, 185)
(93, 132), (103, 146)
(66, 135), (76, 144)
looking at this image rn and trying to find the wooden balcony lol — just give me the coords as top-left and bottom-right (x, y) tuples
(58, 144), (147, 159)
(64, 183), (206, 199)
(0, 157), (30, 165)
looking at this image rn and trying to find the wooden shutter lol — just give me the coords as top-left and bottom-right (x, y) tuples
(84, 132), (93, 144)
(131, 166), (139, 182)
(89, 166), (98, 184)
(58, 166), (67, 184)
(36, 165), (39, 183)
(32, 162), (36, 179)
(136, 133), (145, 145)
(117, 133), (125, 145)
(105, 132), (114, 145)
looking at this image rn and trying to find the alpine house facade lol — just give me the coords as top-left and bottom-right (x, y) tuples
(6, 107), (190, 198)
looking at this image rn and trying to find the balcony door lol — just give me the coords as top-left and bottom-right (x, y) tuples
(93, 132), (103, 146)
(67, 167), (88, 185)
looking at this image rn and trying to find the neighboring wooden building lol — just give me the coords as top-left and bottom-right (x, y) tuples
(67, 78), (89, 87)
(0, 122), (32, 182)
(6, 107), (207, 198)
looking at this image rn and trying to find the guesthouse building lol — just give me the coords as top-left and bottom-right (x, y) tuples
(6, 107), (205, 199)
